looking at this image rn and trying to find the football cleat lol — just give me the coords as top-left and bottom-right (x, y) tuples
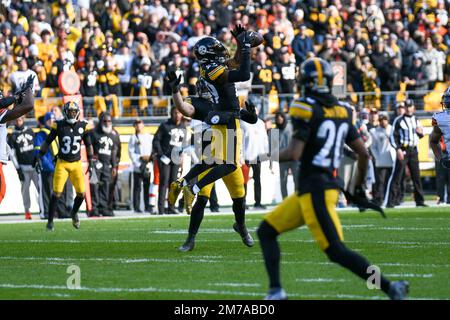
(72, 212), (80, 229)
(183, 185), (196, 215)
(168, 179), (183, 207)
(46, 221), (54, 232)
(178, 239), (195, 252)
(264, 288), (288, 300)
(25, 212), (32, 220)
(388, 281), (409, 300)
(233, 223), (254, 247)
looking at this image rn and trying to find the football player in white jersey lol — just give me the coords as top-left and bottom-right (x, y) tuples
(0, 75), (35, 205)
(430, 87), (450, 168)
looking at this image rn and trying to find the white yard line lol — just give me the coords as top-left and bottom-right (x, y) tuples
(0, 283), (443, 300)
(208, 283), (261, 287)
(296, 278), (349, 283)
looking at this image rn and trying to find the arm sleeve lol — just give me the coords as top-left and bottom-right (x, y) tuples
(227, 48), (251, 83)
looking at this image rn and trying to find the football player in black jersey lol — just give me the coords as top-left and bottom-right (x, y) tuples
(35, 101), (94, 231)
(170, 74), (258, 251)
(168, 25), (253, 215)
(257, 58), (409, 300)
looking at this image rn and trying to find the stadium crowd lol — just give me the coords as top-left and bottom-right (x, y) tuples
(1, 0), (450, 218)
(0, 0), (449, 117)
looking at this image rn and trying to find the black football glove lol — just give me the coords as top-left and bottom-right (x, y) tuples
(33, 154), (42, 174)
(166, 71), (182, 94)
(343, 186), (386, 218)
(230, 24), (246, 40)
(238, 31), (252, 53)
(14, 74), (35, 104)
(245, 101), (256, 116)
(440, 156), (450, 169)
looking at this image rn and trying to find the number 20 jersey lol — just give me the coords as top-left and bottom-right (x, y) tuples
(51, 120), (91, 162)
(289, 97), (359, 194)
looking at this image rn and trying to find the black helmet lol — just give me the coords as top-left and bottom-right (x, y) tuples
(442, 86), (450, 110)
(299, 57), (334, 95)
(63, 101), (81, 124)
(193, 37), (229, 66)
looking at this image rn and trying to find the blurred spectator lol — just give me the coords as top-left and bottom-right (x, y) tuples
(421, 37), (446, 90)
(8, 116), (39, 220)
(403, 53), (429, 109)
(275, 111), (298, 199)
(241, 114), (269, 209)
(250, 50), (274, 117)
(152, 107), (185, 215)
(378, 56), (401, 110)
(34, 112), (57, 220)
(128, 118), (153, 214)
(291, 25), (314, 66)
(369, 111), (395, 206)
(89, 112), (118, 217)
(273, 48), (296, 111)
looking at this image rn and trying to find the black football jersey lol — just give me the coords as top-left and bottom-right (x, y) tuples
(199, 62), (240, 113)
(47, 120), (92, 162)
(289, 97), (359, 193)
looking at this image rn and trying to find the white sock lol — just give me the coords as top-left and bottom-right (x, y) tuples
(192, 184), (200, 194)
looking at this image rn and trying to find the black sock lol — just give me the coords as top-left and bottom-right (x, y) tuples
(232, 197), (246, 227)
(187, 195), (209, 239)
(184, 163), (213, 183)
(257, 221), (281, 289)
(71, 196), (85, 216)
(48, 195), (59, 223)
(196, 164), (236, 190)
(325, 242), (391, 294)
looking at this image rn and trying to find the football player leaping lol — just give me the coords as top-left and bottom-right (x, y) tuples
(430, 87), (450, 170)
(0, 75), (35, 205)
(168, 72), (258, 252)
(257, 58), (409, 300)
(168, 25), (253, 215)
(34, 101), (94, 231)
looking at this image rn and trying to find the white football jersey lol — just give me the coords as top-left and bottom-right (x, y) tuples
(432, 110), (450, 153)
(0, 109), (9, 163)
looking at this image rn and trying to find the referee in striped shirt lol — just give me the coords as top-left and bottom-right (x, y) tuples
(385, 99), (427, 208)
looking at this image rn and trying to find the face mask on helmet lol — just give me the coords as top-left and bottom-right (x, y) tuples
(64, 102), (80, 124)
(196, 78), (213, 101)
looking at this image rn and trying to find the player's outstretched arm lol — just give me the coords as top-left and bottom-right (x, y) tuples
(0, 87), (34, 123)
(348, 137), (370, 188)
(167, 71), (195, 118)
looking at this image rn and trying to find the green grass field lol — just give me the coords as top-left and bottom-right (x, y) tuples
(0, 208), (449, 300)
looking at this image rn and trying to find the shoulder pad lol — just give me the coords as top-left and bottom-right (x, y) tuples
(289, 99), (313, 122)
(204, 63), (226, 81)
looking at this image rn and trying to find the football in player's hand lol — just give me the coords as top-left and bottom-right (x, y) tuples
(237, 30), (264, 48)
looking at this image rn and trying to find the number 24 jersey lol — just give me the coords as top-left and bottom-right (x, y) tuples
(289, 97), (359, 193)
(48, 120), (92, 162)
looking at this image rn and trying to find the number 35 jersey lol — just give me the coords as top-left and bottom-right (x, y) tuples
(48, 120), (92, 162)
(289, 97), (359, 194)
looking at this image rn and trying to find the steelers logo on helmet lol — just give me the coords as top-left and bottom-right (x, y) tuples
(211, 115), (220, 124)
(198, 45), (207, 55)
(299, 58), (334, 96)
(442, 86), (450, 111)
(63, 101), (81, 124)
